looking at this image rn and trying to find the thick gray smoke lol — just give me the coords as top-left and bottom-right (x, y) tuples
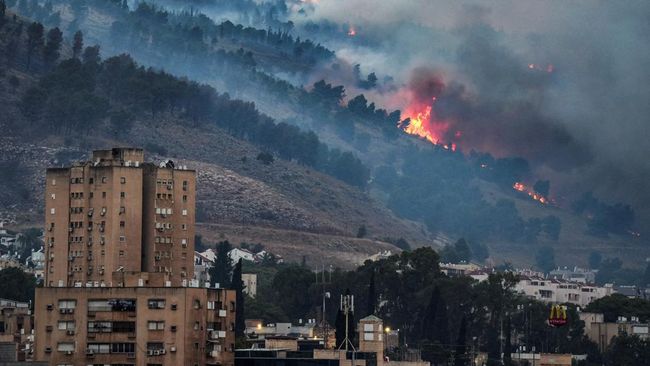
(292, 1), (650, 225)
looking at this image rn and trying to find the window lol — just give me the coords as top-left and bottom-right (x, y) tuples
(51, 193), (56, 200)
(112, 321), (136, 333)
(119, 250), (125, 256)
(88, 300), (113, 312)
(57, 321), (75, 330)
(120, 206), (125, 214)
(147, 299), (165, 309)
(181, 224), (187, 230)
(182, 195), (187, 202)
(89, 192), (93, 198)
(112, 343), (135, 353)
(50, 208), (55, 215)
(147, 342), (164, 351)
(88, 321), (111, 333)
(51, 179), (56, 185)
(58, 300), (76, 309)
(182, 209), (187, 216)
(56, 342), (74, 352)
(87, 343), (110, 354)
(120, 192), (125, 198)
(119, 236), (125, 242)
(120, 177), (126, 184)
(89, 177), (94, 184)
(102, 192), (106, 198)
(120, 221), (125, 228)
(148, 321), (165, 331)
(182, 181), (188, 191)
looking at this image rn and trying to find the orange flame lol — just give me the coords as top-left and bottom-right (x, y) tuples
(400, 97), (455, 146)
(513, 182), (549, 204)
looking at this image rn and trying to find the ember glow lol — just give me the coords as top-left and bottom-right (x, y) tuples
(527, 63), (554, 73)
(347, 26), (356, 36)
(399, 96), (457, 149)
(513, 182), (549, 204)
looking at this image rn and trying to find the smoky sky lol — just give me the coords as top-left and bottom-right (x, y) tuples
(292, 0), (650, 225)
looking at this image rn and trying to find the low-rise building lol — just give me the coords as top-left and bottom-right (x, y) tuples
(549, 267), (597, 284)
(0, 298), (33, 362)
(242, 273), (257, 298)
(229, 248), (255, 264)
(515, 276), (613, 307)
(580, 312), (649, 352)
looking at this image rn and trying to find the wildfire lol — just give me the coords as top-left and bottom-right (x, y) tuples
(513, 182), (549, 204)
(400, 96), (457, 150)
(347, 26), (356, 37)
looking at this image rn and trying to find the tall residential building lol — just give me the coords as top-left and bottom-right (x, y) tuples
(34, 147), (236, 366)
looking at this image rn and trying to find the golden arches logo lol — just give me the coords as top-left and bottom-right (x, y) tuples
(549, 305), (568, 327)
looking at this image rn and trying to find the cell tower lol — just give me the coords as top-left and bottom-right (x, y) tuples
(338, 293), (356, 351)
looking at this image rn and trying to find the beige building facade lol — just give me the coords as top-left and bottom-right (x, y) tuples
(35, 148), (236, 366)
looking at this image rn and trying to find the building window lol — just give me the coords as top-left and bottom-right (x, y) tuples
(102, 192), (106, 198)
(120, 177), (126, 184)
(89, 192), (93, 198)
(120, 192), (125, 198)
(182, 195), (187, 202)
(119, 236), (125, 242)
(148, 321), (165, 331)
(51, 179), (56, 186)
(87, 343), (110, 354)
(182, 209), (187, 216)
(182, 181), (188, 191)
(87, 321), (112, 333)
(89, 177), (94, 184)
(50, 208), (55, 215)
(120, 221), (125, 228)
(147, 343), (165, 352)
(112, 343), (135, 353)
(51, 193), (56, 200)
(57, 321), (75, 330)
(56, 343), (74, 352)
(58, 300), (76, 309)
(119, 250), (125, 256)
(147, 299), (165, 309)
(181, 224), (187, 230)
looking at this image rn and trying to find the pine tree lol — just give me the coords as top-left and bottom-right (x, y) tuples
(422, 286), (440, 341)
(366, 270), (376, 316)
(43, 27), (62, 68)
(232, 259), (246, 338)
(72, 30), (83, 59)
(335, 309), (345, 348)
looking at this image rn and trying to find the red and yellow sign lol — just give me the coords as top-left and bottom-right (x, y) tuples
(549, 304), (568, 327)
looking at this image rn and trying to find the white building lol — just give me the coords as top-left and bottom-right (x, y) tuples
(228, 248), (255, 264)
(515, 276), (614, 307)
(549, 266), (597, 284)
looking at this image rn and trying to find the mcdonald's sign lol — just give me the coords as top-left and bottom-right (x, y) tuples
(549, 304), (568, 327)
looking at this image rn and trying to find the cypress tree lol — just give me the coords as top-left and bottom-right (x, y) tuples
(367, 270), (376, 316)
(232, 259), (246, 338)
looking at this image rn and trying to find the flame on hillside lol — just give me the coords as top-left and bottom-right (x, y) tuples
(347, 26), (357, 37)
(513, 182), (550, 204)
(399, 97), (459, 151)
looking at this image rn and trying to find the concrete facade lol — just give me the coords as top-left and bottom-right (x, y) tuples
(35, 148), (237, 366)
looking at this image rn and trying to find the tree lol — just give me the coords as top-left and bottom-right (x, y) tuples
(1, 0), (6, 18)
(256, 152), (274, 165)
(366, 270), (376, 316)
(82, 45), (100, 65)
(43, 27), (63, 68)
(454, 238), (471, 262)
(232, 259), (246, 338)
(604, 334), (650, 366)
(26, 22), (44, 69)
(72, 30), (83, 59)
(209, 241), (233, 288)
(454, 317), (468, 366)
(0, 268), (36, 303)
(535, 246), (555, 273)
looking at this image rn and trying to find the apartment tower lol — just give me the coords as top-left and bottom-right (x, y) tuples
(34, 148), (236, 366)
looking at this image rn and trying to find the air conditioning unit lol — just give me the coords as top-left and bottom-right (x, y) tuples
(154, 350), (161, 356)
(100, 240), (105, 245)
(218, 309), (227, 317)
(65, 351), (73, 355)
(59, 309), (67, 314)
(47, 227), (53, 232)
(48, 242), (53, 247)
(87, 226), (92, 231)
(68, 256), (74, 261)
(85, 349), (94, 356)
(147, 350), (155, 356)
(88, 256), (93, 261)
(99, 227), (104, 232)
(66, 330), (75, 336)
(68, 228), (73, 232)
(45, 325), (53, 332)
(170, 346), (176, 352)
(66, 308), (75, 314)
(99, 270), (104, 275)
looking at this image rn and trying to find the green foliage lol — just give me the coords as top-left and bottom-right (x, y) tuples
(232, 259), (246, 337)
(43, 26), (62, 67)
(208, 241), (233, 288)
(0, 267), (36, 303)
(604, 334), (650, 366)
(585, 294), (650, 323)
(572, 192), (635, 237)
(256, 152), (274, 165)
